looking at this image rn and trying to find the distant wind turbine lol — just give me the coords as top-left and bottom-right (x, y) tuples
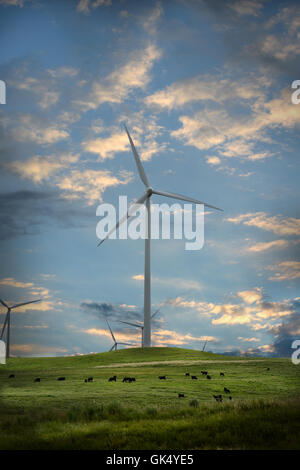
(119, 307), (161, 348)
(98, 125), (222, 348)
(202, 340), (208, 352)
(106, 319), (133, 351)
(0, 298), (41, 358)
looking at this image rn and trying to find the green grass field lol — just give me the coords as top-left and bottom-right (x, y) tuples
(0, 347), (299, 449)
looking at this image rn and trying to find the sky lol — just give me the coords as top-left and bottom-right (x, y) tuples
(0, 0), (299, 357)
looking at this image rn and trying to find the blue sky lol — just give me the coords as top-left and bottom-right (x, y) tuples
(0, 0), (299, 357)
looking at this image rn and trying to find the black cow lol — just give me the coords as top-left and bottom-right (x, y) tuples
(185, 372), (190, 377)
(84, 379), (88, 383)
(228, 396), (232, 400)
(224, 387), (231, 394)
(8, 374), (15, 379)
(178, 393), (185, 398)
(158, 376), (166, 380)
(57, 377), (66, 381)
(201, 371), (208, 375)
(191, 375), (198, 380)
(220, 372), (225, 377)
(213, 394), (223, 402)
(109, 376), (117, 382)
(206, 375), (211, 380)
(87, 377), (93, 382)
(34, 378), (40, 383)
(266, 367), (270, 371)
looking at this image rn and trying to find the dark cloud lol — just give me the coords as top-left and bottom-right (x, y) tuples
(80, 300), (162, 330)
(0, 190), (93, 240)
(269, 300), (300, 357)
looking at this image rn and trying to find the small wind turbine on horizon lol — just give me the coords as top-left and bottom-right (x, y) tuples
(106, 319), (133, 352)
(98, 125), (223, 348)
(0, 298), (41, 358)
(202, 339), (208, 352)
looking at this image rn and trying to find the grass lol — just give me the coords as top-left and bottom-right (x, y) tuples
(0, 347), (299, 449)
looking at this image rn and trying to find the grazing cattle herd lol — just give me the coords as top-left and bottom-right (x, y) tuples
(3, 366), (258, 404)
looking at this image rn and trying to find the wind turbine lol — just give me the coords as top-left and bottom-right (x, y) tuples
(106, 319), (133, 351)
(0, 298), (41, 358)
(202, 339), (208, 352)
(98, 125), (222, 348)
(119, 307), (161, 348)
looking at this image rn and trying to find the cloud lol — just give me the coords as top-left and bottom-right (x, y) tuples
(170, 290), (296, 327)
(229, 0), (264, 17)
(227, 212), (300, 237)
(152, 329), (219, 347)
(76, 44), (161, 110)
(76, 0), (111, 15)
(82, 131), (130, 160)
(8, 156), (64, 184)
(0, 190), (93, 240)
(56, 169), (133, 205)
(145, 74), (266, 110)
(143, 2), (163, 35)
(266, 261), (300, 281)
(0, 0), (28, 6)
(236, 287), (263, 304)
(247, 239), (295, 253)
(7, 115), (69, 145)
(0, 278), (34, 289)
(238, 336), (260, 342)
(132, 274), (203, 291)
(268, 299), (300, 356)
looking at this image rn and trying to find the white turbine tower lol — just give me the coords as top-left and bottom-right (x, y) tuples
(98, 125), (222, 348)
(0, 298), (41, 358)
(106, 319), (133, 351)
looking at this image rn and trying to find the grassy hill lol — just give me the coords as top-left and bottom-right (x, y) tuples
(0, 347), (299, 450)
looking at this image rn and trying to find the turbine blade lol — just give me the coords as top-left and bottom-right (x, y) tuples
(98, 192), (148, 246)
(119, 320), (143, 328)
(0, 298), (8, 309)
(151, 308), (160, 319)
(152, 189), (223, 211)
(10, 299), (41, 309)
(124, 125), (150, 187)
(106, 319), (116, 344)
(109, 345), (115, 352)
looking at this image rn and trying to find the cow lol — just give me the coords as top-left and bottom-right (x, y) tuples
(57, 377), (66, 381)
(201, 371), (208, 375)
(224, 387), (231, 394)
(84, 379), (88, 383)
(213, 394), (223, 402)
(178, 393), (185, 398)
(220, 372), (225, 377)
(191, 375), (198, 380)
(185, 372), (190, 377)
(158, 376), (166, 380)
(8, 374), (15, 379)
(266, 367), (270, 371)
(87, 377), (93, 382)
(206, 375), (211, 380)
(34, 378), (40, 383)
(109, 376), (117, 382)
(228, 396), (232, 400)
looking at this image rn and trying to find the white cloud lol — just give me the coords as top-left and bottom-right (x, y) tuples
(266, 261), (300, 281)
(132, 274), (203, 291)
(77, 44), (161, 110)
(227, 212), (300, 237)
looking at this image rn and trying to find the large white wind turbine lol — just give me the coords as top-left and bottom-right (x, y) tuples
(0, 298), (41, 358)
(98, 125), (222, 348)
(106, 319), (133, 351)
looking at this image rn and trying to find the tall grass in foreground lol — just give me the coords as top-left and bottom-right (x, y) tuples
(1, 398), (300, 450)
